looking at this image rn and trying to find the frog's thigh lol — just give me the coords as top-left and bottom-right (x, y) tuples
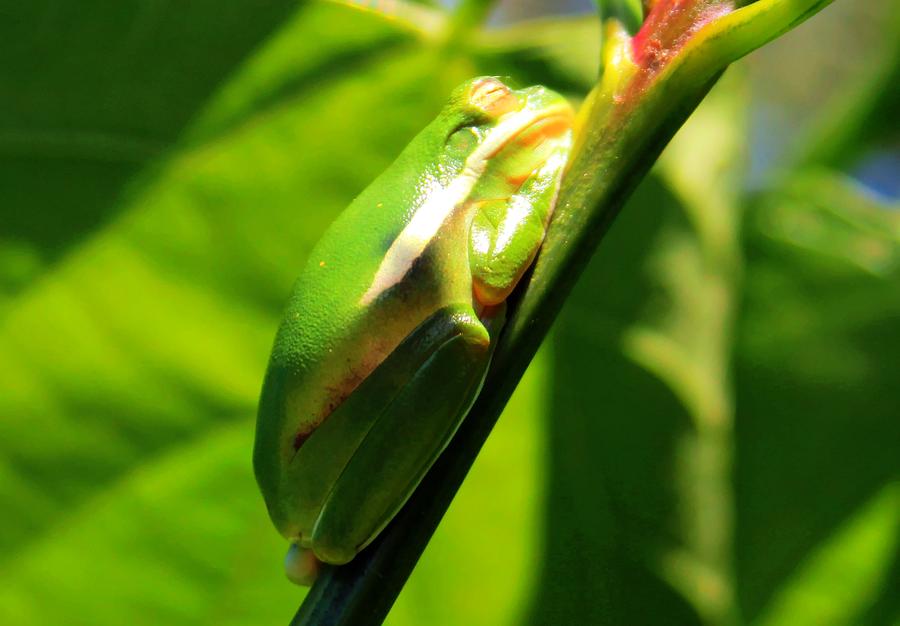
(470, 150), (566, 305)
(309, 304), (491, 565)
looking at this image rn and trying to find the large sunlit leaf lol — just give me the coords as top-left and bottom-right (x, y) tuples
(0, 0), (301, 301)
(0, 1), (589, 623)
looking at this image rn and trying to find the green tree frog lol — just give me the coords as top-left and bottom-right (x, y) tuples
(254, 77), (573, 584)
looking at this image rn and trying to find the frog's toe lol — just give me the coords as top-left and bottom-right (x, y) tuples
(285, 543), (321, 586)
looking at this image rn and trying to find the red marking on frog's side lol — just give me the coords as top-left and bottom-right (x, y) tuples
(292, 338), (397, 452)
(294, 429), (315, 450)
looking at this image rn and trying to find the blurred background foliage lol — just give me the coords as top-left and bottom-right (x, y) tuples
(0, 1), (897, 625)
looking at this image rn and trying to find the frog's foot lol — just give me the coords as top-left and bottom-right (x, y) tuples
(285, 543), (321, 586)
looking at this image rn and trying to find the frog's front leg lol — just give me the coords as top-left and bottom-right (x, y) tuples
(469, 139), (570, 306)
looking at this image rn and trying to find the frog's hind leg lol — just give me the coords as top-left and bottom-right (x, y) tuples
(308, 305), (493, 565)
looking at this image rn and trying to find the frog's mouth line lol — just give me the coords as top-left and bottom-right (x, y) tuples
(483, 105), (574, 162)
(486, 110), (574, 191)
(514, 114), (573, 148)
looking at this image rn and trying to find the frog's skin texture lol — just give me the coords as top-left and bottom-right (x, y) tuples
(253, 77), (573, 580)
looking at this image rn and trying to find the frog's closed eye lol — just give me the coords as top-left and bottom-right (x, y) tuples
(445, 125), (481, 153)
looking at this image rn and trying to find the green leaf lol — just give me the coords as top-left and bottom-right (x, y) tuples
(532, 174), (707, 626)
(0, 3), (484, 623)
(0, 0), (302, 297)
(752, 484), (899, 626)
(735, 170), (900, 620)
(532, 71), (748, 625)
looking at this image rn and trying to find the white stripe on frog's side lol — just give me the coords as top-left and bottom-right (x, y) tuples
(360, 106), (559, 306)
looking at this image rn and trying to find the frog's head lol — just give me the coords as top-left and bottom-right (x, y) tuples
(431, 76), (574, 184)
